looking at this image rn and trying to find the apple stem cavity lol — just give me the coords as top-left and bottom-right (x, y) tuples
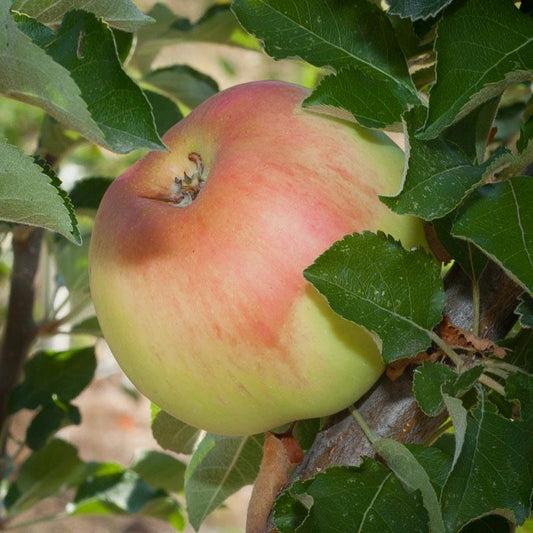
(172, 152), (206, 208)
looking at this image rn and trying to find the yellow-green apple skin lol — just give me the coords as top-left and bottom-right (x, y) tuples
(89, 81), (424, 436)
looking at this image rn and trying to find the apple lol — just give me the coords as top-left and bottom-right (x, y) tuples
(89, 80), (424, 436)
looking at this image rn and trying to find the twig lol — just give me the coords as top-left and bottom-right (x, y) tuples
(348, 406), (377, 445)
(479, 374), (506, 396)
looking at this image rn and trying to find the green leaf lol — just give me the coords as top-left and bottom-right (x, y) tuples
(133, 4), (238, 71)
(70, 316), (102, 337)
(503, 328), (533, 374)
(26, 401), (81, 450)
(373, 438), (444, 533)
(0, 141), (81, 243)
(304, 65), (420, 129)
(432, 213), (487, 281)
(143, 65), (218, 109)
(440, 395), (533, 532)
(72, 466), (160, 515)
(420, 0), (533, 140)
(12, 0), (153, 32)
(452, 176), (533, 295)
(381, 107), (512, 221)
(505, 372), (533, 424)
(516, 294), (533, 329)
(111, 28), (134, 64)
(38, 115), (82, 160)
(293, 418), (321, 454)
(517, 112), (533, 154)
(304, 232), (444, 363)
(184, 433), (264, 530)
(151, 404), (200, 455)
(8, 347), (96, 413)
(0, 10), (105, 147)
(6, 439), (85, 514)
(413, 362), (483, 416)
(131, 450), (186, 494)
(461, 515), (512, 533)
(139, 496), (185, 531)
(232, 0), (417, 102)
(387, 0), (453, 21)
(69, 177), (113, 212)
(406, 444), (453, 495)
(273, 459), (429, 532)
(442, 394), (468, 471)
(143, 90), (183, 137)
(46, 10), (164, 153)
(443, 97), (501, 165)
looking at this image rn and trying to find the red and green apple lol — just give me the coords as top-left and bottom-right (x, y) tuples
(89, 81), (424, 436)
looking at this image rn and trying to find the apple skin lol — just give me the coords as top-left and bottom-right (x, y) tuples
(89, 80), (425, 436)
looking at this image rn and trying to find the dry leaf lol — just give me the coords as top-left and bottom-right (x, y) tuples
(246, 432), (303, 533)
(386, 351), (438, 381)
(439, 316), (506, 357)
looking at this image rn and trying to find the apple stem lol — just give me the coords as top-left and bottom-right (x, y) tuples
(348, 405), (377, 445)
(172, 153), (206, 208)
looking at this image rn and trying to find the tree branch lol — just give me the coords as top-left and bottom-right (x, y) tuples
(0, 225), (44, 460)
(265, 261), (521, 529)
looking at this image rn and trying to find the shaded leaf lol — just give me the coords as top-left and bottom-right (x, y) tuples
(517, 112), (533, 154)
(232, 0), (417, 111)
(46, 10), (164, 153)
(69, 177), (113, 212)
(151, 404), (200, 455)
(0, 141), (81, 243)
(461, 515), (512, 533)
(452, 176), (533, 295)
(293, 418), (321, 454)
(26, 400), (81, 450)
(133, 4), (238, 70)
(442, 394), (467, 471)
(143, 65), (218, 109)
(381, 107), (512, 221)
(304, 65), (420, 129)
(406, 444), (452, 495)
(140, 496), (185, 531)
(420, 0), (533, 139)
(6, 439), (85, 514)
(505, 372), (533, 424)
(443, 97), (501, 165)
(432, 213), (487, 281)
(373, 438), (444, 533)
(184, 433), (264, 530)
(516, 294), (533, 328)
(53, 217), (92, 298)
(69, 316), (102, 336)
(12, 0), (153, 32)
(413, 362), (482, 416)
(131, 450), (186, 494)
(143, 89), (183, 136)
(273, 459), (429, 532)
(440, 396), (533, 532)
(8, 347), (96, 413)
(0, 10), (105, 147)
(72, 466), (162, 515)
(502, 328), (533, 374)
(387, 0), (453, 21)
(304, 232), (444, 363)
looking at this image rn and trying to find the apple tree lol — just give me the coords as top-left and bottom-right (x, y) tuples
(0, 1), (532, 532)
